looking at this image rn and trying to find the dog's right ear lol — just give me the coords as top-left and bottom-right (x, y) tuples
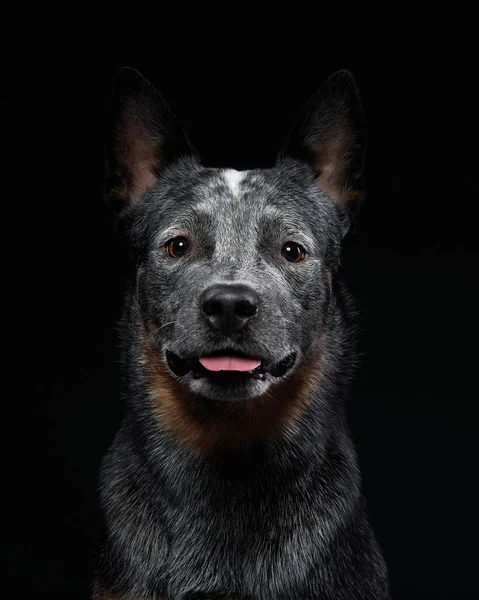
(277, 70), (365, 210)
(104, 67), (198, 213)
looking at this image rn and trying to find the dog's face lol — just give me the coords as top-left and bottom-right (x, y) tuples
(105, 68), (364, 402)
(127, 162), (344, 402)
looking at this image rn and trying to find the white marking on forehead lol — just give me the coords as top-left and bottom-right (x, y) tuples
(223, 169), (245, 196)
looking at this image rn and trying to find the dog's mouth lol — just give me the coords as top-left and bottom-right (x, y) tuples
(165, 349), (297, 381)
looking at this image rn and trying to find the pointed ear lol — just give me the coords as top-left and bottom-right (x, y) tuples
(104, 67), (198, 212)
(278, 70), (365, 207)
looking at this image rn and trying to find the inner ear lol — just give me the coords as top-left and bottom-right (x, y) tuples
(105, 67), (198, 213)
(278, 70), (365, 207)
(110, 118), (162, 206)
(313, 132), (353, 201)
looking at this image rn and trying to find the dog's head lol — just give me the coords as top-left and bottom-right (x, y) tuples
(105, 68), (364, 403)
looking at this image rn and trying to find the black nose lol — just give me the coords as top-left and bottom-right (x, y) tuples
(201, 284), (259, 334)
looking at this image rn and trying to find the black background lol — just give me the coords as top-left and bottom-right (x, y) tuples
(3, 12), (478, 600)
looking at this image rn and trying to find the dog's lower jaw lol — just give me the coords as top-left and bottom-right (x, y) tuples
(141, 331), (324, 453)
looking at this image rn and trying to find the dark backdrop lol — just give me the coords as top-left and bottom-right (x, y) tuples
(3, 12), (478, 600)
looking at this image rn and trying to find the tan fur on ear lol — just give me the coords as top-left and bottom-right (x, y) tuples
(313, 134), (364, 205)
(106, 118), (161, 206)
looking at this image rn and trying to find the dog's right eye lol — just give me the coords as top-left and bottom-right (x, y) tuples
(281, 242), (306, 263)
(165, 237), (188, 258)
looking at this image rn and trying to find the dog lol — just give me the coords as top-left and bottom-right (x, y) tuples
(92, 67), (390, 599)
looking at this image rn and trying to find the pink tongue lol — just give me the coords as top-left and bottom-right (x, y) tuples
(199, 355), (261, 372)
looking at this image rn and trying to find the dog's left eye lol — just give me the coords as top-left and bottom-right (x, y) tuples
(281, 242), (306, 263)
(165, 237), (188, 258)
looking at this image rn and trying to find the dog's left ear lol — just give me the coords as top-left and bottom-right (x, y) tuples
(104, 67), (198, 213)
(278, 70), (365, 209)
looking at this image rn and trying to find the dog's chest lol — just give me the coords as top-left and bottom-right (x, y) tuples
(152, 478), (326, 598)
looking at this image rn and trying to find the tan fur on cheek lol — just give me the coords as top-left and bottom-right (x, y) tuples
(141, 324), (325, 453)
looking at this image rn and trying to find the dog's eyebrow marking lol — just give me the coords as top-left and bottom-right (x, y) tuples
(259, 207), (317, 251)
(156, 226), (187, 241)
(223, 169), (245, 196)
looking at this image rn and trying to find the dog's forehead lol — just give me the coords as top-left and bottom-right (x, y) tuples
(151, 165), (337, 251)
(193, 168), (262, 209)
(191, 167), (307, 218)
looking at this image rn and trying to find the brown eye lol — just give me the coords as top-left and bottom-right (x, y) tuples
(281, 242), (306, 263)
(165, 237), (188, 258)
